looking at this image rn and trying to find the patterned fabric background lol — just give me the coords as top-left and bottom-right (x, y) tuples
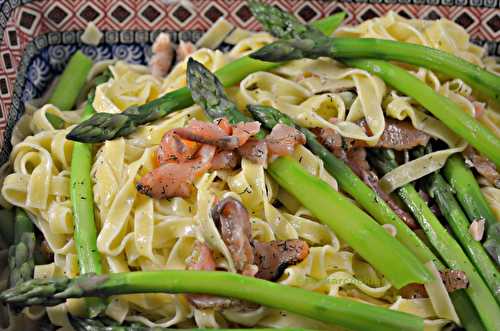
(0, 0), (498, 162)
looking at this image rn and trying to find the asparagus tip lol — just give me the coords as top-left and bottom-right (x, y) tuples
(0, 273), (109, 307)
(66, 113), (129, 143)
(250, 40), (299, 62)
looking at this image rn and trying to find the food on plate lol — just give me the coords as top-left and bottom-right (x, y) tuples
(1, 2), (499, 331)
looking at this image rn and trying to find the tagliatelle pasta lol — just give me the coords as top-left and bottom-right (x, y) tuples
(336, 11), (486, 66)
(334, 13), (496, 190)
(161, 48), (227, 93)
(480, 187), (500, 221)
(1, 10), (499, 331)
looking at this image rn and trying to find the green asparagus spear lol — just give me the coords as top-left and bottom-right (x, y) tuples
(0, 209), (15, 246)
(443, 154), (500, 266)
(48, 51), (93, 110)
(187, 59), (432, 288)
(346, 59), (500, 167)
(187, 58), (252, 126)
(188, 54), (481, 327)
(8, 208), (35, 287)
(248, 105), (487, 331)
(247, 0), (333, 41)
(198, 65), (480, 327)
(0, 271), (424, 331)
(71, 99), (103, 276)
(70, 71), (111, 317)
(248, 104), (436, 264)
(249, 13), (500, 107)
(65, 13), (345, 143)
(423, 171), (500, 304)
(45, 113), (65, 129)
(186, 58), (266, 141)
(71, 99), (106, 318)
(367, 149), (500, 331)
(269, 156), (435, 289)
(247, 6), (500, 166)
(449, 291), (487, 331)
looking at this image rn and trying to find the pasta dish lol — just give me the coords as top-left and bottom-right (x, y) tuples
(0, 2), (499, 331)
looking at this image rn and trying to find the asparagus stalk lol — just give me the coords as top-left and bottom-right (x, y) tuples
(70, 72), (111, 317)
(48, 51), (93, 110)
(269, 156), (435, 288)
(367, 149), (500, 331)
(72, 99), (102, 276)
(187, 58), (253, 127)
(423, 171), (500, 304)
(186, 57), (266, 141)
(347, 59), (500, 167)
(250, 50), (500, 166)
(248, 105), (436, 264)
(8, 208), (35, 287)
(247, 3), (500, 165)
(449, 291), (487, 331)
(187, 59), (432, 288)
(0, 271), (423, 331)
(189, 57), (481, 328)
(247, 0), (334, 41)
(71, 98), (105, 319)
(249, 105), (487, 331)
(0, 208), (14, 246)
(249, 25), (500, 107)
(189, 58), (477, 328)
(46, 69), (111, 129)
(45, 112), (65, 129)
(443, 154), (500, 266)
(65, 13), (345, 143)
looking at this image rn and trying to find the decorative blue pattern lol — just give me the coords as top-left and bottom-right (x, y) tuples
(111, 44), (145, 63)
(1, 20), (497, 164)
(80, 45), (113, 62)
(47, 45), (79, 72)
(0, 37), (156, 163)
(27, 57), (50, 90)
(21, 42), (150, 115)
(0, 0), (496, 166)
(21, 80), (36, 102)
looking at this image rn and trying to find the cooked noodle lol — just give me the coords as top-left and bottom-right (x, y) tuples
(1, 11), (498, 330)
